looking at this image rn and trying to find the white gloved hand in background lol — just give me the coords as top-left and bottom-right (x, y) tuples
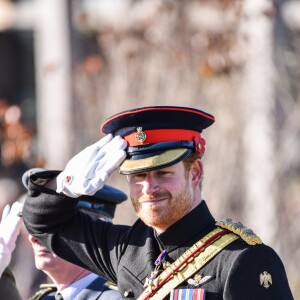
(56, 134), (127, 198)
(0, 202), (23, 277)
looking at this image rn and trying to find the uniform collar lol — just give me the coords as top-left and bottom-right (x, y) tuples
(155, 200), (215, 254)
(58, 273), (98, 300)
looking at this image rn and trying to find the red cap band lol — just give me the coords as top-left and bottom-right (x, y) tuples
(124, 129), (202, 146)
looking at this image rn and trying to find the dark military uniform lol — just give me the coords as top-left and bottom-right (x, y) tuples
(29, 283), (57, 300)
(23, 176), (293, 299)
(23, 106), (294, 299)
(30, 277), (121, 300)
(0, 267), (22, 300)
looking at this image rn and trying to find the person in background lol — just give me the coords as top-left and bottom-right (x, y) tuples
(0, 201), (23, 300)
(22, 168), (126, 300)
(0, 177), (48, 299)
(23, 106), (294, 299)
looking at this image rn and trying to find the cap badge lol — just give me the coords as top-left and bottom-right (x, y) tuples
(135, 127), (147, 144)
(260, 271), (272, 289)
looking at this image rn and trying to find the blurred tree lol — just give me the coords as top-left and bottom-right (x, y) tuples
(273, 0), (300, 296)
(38, 0), (300, 297)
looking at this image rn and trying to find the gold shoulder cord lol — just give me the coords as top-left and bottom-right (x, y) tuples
(138, 220), (262, 300)
(138, 228), (239, 300)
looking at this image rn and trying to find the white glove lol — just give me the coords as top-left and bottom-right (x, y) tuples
(0, 202), (23, 277)
(56, 134), (127, 198)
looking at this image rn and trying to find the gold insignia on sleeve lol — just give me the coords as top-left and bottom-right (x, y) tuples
(216, 218), (263, 245)
(135, 127), (147, 143)
(260, 271), (272, 289)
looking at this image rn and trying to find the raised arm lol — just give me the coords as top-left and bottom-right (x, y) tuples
(22, 135), (128, 281)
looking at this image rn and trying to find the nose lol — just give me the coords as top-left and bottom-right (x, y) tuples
(142, 174), (160, 195)
(28, 234), (38, 244)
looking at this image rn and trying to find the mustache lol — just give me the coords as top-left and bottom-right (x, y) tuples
(138, 191), (170, 202)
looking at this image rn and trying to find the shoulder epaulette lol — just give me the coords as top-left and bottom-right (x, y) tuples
(29, 283), (57, 300)
(104, 280), (119, 291)
(39, 283), (57, 289)
(216, 218), (263, 245)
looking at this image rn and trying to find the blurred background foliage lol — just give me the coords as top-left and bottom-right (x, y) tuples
(0, 0), (299, 298)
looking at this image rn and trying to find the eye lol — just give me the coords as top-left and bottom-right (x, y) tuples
(131, 173), (147, 180)
(157, 170), (171, 176)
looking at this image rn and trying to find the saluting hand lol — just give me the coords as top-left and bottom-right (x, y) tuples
(56, 134), (127, 198)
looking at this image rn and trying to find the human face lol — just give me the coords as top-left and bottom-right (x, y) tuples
(28, 235), (69, 272)
(128, 161), (202, 233)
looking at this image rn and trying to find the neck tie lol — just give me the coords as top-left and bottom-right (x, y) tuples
(55, 293), (64, 300)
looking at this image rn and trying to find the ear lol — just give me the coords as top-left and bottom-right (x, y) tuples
(190, 159), (203, 188)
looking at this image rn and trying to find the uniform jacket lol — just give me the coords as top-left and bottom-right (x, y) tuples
(23, 171), (294, 300)
(0, 268), (22, 300)
(30, 276), (122, 300)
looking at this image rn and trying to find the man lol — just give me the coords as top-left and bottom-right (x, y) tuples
(22, 168), (125, 300)
(23, 106), (294, 299)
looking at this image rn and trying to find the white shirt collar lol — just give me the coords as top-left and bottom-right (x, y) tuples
(56, 273), (98, 300)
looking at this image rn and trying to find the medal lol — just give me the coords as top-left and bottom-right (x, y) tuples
(143, 250), (167, 289)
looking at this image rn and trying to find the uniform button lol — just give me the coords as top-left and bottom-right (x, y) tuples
(123, 289), (133, 297)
